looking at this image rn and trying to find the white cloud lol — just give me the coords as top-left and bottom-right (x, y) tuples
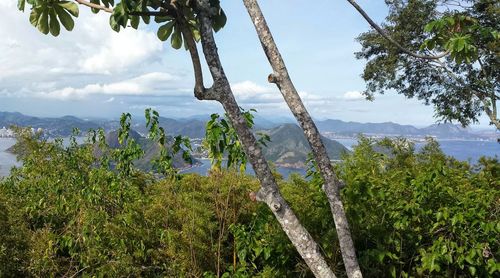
(232, 81), (272, 95)
(231, 81), (331, 105)
(342, 91), (365, 101)
(231, 81), (280, 101)
(0, 0), (166, 88)
(39, 72), (179, 100)
(79, 15), (163, 74)
(104, 97), (115, 103)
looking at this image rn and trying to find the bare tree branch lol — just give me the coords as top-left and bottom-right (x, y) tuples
(243, 1), (362, 277)
(176, 12), (206, 98)
(346, 0), (449, 60)
(194, 0), (337, 276)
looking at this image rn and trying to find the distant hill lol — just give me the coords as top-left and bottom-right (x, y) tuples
(1, 111), (491, 140)
(316, 119), (420, 135)
(260, 124), (349, 168)
(419, 123), (473, 138)
(0, 111), (101, 137)
(159, 117), (207, 139)
(317, 119), (485, 139)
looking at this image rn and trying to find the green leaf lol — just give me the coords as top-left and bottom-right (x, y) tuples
(112, 3), (128, 28)
(141, 15), (150, 24)
(171, 26), (184, 49)
(155, 15), (173, 23)
(49, 8), (61, 36)
(130, 15), (139, 29)
(90, 0), (101, 14)
(109, 15), (120, 32)
(157, 21), (175, 41)
(18, 0), (26, 11)
(37, 9), (49, 35)
(469, 266), (476, 276)
(427, 40), (435, 50)
(58, 1), (79, 17)
(212, 8), (226, 32)
(191, 27), (200, 42)
(456, 39), (465, 52)
(424, 21), (436, 32)
(29, 8), (41, 27)
(54, 6), (74, 31)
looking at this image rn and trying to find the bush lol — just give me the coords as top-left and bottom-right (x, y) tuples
(339, 138), (499, 277)
(0, 132), (498, 277)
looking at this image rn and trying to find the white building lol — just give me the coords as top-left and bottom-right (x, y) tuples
(0, 127), (14, 138)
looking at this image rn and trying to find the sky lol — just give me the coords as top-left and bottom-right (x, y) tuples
(0, 0), (492, 127)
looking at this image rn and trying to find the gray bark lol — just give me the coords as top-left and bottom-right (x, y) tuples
(242, 1), (363, 277)
(192, 1), (336, 277)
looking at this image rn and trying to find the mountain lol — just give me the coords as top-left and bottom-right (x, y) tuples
(317, 119), (486, 139)
(1, 111), (490, 140)
(159, 117), (207, 139)
(0, 111), (101, 137)
(259, 124), (349, 168)
(316, 119), (420, 135)
(419, 123), (472, 138)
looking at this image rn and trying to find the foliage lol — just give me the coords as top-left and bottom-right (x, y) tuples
(145, 108), (192, 178)
(204, 108), (270, 172)
(356, 0), (499, 128)
(339, 137), (500, 277)
(18, 0), (227, 49)
(0, 127), (259, 276)
(2, 131), (497, 276)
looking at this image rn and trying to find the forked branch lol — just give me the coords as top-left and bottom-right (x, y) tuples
(243, 0), (362, 277)
(193, 0), (337, 276)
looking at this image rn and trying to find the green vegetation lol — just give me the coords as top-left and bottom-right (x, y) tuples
(1, 120), (498, 276)
(356, 0), (499, 129)
(15, 0), (499, 274)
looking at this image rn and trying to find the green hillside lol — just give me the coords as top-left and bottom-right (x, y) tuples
(260, 124), (349, 168)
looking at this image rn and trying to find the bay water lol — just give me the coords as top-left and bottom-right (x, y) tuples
(0, 138), (498, 178)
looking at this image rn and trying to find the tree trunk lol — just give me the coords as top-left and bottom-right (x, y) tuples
(192, 1), (336, 277)
(242, 1), (362, 277)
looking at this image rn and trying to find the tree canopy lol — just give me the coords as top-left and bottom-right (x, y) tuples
(355, 0), (499, 129)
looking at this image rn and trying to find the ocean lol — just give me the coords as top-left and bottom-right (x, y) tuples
(0, 138), (19, 178)
(0, 138), (498, 178)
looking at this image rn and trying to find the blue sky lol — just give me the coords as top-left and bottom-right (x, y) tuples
(0, 0), (491, 127)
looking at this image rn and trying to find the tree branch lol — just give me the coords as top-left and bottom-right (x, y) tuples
(74, 0), (170, 16)
(243, 0), (361, 277)
(432, 59), (500, 129)
(481, 99), (500, 129)
(346, 0), (449, 60)
(176, 12), (206, 99)
(74, 0), (112, 13)
(129, 11), (170, 16)
(195, 0), (336, 276)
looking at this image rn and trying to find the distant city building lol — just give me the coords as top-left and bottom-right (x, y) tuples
(0, 127), (15, 138)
